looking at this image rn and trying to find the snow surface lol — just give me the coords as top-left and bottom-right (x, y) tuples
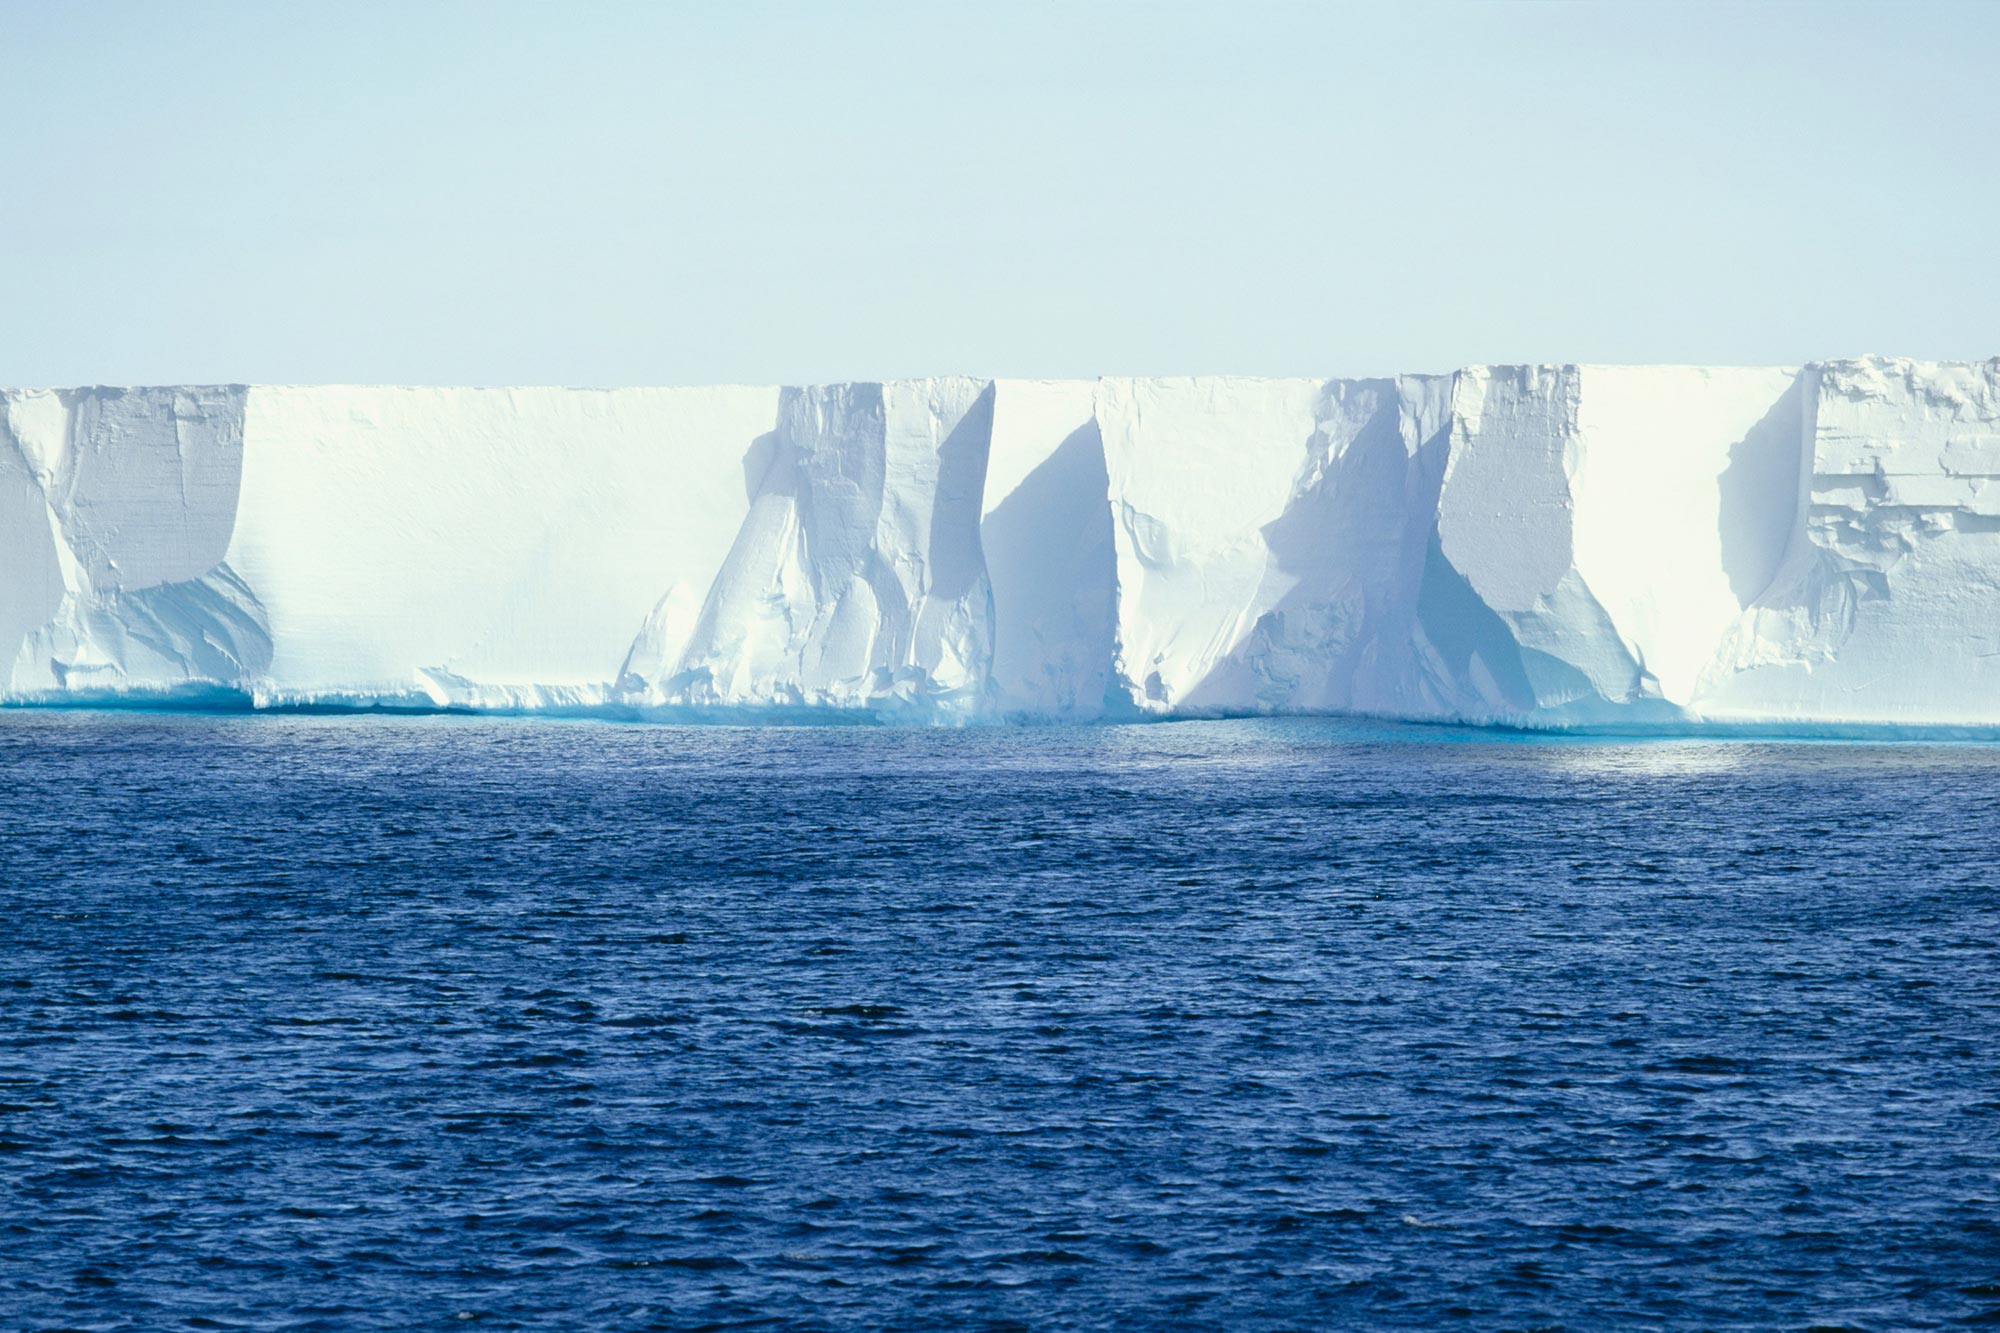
(5, 358), (1999, 728)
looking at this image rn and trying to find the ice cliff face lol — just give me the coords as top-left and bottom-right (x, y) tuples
(5, 357), (1998, 728)
(646, 378), (995, 713)
(1, 387), (269, 694)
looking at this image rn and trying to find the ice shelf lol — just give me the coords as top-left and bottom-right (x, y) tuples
(6, 358), (1999, 728)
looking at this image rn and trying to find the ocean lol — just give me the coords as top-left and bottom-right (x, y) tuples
(2, 712), (1996, 1330)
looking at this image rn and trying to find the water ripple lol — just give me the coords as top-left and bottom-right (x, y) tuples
(0, 713), (1997, 1330)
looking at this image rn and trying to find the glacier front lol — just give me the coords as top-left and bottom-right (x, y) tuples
(5, 357), (1998, 729)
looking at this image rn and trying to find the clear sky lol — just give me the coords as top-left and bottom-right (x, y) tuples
(3, 0), (1995, 386)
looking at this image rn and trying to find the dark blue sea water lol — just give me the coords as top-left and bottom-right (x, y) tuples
(2, 713), (1998, 1332)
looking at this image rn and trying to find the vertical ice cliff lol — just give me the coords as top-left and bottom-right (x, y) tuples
(649, 378), (996, 713)
(1096, 377), (1327, 714)
(1093, 375), (1458, 719)
(224, 386), (772, 707)
(5, 357), (1999, 727)
(0, 393), (66, 678)
(979, 379), (1114, 717)
(1430, 365), (1806, 723)
(1699, 359), (2000, 723)
(0, 387), (269, 695)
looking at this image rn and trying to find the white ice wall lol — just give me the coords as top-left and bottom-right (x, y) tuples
(0, 393), (69, 682)
(657, 378), (995, 713)
(980, 379), (1112, 717)
(1095, 377), (1325, 714)
(6, 357), (2000, 728)
(1091, 375), (1456, 719)
(1, 387), (266, 694)
(228, 386), (771, 706)
(1433, 365), (1805, 721)
(1701, 358), (2000, 723)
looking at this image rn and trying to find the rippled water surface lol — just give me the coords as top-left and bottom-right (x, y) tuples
(2, 713), (1998, 1331)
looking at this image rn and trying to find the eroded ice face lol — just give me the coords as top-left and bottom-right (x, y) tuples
(5, 356), (1999, 727)
(1, 386), (268, 694)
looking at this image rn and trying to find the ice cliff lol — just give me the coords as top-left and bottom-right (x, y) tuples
(5, 357), (1999, 728)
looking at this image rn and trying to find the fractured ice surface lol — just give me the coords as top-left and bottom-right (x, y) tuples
(652, 378), (995, 713)
(4, 357), (1998, 727)
(1, 387), (268, 693)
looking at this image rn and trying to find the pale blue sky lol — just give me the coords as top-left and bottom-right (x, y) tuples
(3, 0), (1994, 386)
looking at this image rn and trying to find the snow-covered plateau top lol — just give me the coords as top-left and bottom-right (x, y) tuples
(5, 358), (1999, 728)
